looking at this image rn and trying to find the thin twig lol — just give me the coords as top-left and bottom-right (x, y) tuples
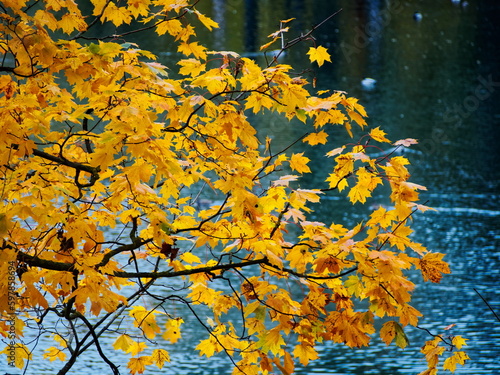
(474, 288), (500, 323)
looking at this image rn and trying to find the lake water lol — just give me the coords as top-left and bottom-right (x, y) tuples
(11, 0), (500, 374)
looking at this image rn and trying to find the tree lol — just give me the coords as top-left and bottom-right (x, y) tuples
(0, 1), (468, 374)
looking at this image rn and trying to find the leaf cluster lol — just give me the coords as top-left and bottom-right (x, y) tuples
(0, 1), (464, 375)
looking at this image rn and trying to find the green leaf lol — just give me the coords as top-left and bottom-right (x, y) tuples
(88, 43), (100, 54)
(160, 222), (172, 235)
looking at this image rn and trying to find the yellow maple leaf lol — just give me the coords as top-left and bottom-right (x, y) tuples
(151, 349), (170, 368)
(443, 351), (469, 372)
(293, 342), (318, 366)
(194, 10), (219, 30)
(325, 173), (349, 191)
(177, 58), (206, 77)
(180, 252), (201, 264)
(129, 306), (161, 339)
(127, 0), (150, 17)
(257, 328), (285, 355)
(0, 343), (32, 369)
(347, 110), (367, 129)
(128, 356), (153, 374)
(178, 41), (207, 59)
(293, 189), (323, 203)
(101, 2), (132, 26)
(369, 127), (391, 143)
(289, 153), (311, 173)
(367, 206), (396, 228)
(126, 341), (148, 356)
(245, 91), (276, 113)
(347, 167), (377, 203)
(163, 318), (183, 343)
(418, 252), (451, 283)
(59, 12), (87, 34)
(348, 184), (371, 204)
(143, 62), (169, 77)
(23, 285), (49, 309)
(303, 130), (328, 145)
(307, 46), (331, 67)
(196, 336), (221, 357)
(397, 303), (423, 326)
(156, 19), (183, 36)
(53, 334), (67, 349)
(113, 334), (134, 352)
(334, 153), (354, 178)
(273, 353), (295, 375)
(43, 346), (66, 362)
(452, 335), (468, 350)
(420, 337), (445, 369)
(34, 9), (58, 31)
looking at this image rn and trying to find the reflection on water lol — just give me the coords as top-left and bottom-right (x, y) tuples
(18, 0), (500, 374)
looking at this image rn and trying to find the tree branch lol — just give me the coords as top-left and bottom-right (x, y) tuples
(265, 9), (343, 65)
(16, 238), (150, 272)
(17, 251), (74, 272)
(474, 288), (500, 323)
(262, 262), (358, 281)
(74, 312), (120, 375)
(32, 148), (100, 186)
(96, 238), (152, 268)
(17, 246), (357, 283)
(111, 257), (268, 278)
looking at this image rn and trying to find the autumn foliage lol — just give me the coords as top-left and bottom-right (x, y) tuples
(0, 1), (467, 374)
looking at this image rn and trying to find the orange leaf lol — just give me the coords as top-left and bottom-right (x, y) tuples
(380, 321), (409, 348)
(418, 253), (451, 283)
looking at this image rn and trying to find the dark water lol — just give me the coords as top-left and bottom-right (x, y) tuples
(12, 0), (500, 374)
